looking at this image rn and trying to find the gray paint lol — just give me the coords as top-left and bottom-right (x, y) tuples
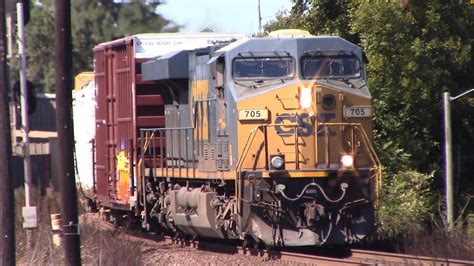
(142, 50), (189, 81)
(165, 104), (192, 168)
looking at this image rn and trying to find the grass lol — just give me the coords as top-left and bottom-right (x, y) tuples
(400, 228), (474, 261)
(14, 186), (142, 265)
(368, 226), (474, 261)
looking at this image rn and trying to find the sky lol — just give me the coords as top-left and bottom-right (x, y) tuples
(156, 0), (293, 35)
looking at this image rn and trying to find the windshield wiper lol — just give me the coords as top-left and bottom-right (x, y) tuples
(336, 78), (355, 88)
(233, 79), (254, 88)
(251, 78), (286, 89)
(325, 77), (359, 89)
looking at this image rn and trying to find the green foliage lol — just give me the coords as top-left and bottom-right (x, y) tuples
(24, 0), (180, 92)
(378, 171), (434, 238)
(376, 140), (411, 177)
(24, 2), (56, 92)
(264, 0), (358, 43)
(351, 2), (420, 176)
(264, 10), (300, 34)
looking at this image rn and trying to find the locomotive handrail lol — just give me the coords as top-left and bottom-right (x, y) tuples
(138, 99), (216, 182)
(236, 122), (382, 199)
(235, 126), (260, 208)
(354, 126), (382, 202)
(139, 127), (196, 179)
(138, 98), (215, 179)
(137, 130), (156, 167)
(235, 126), (261, 170)
(137, 130), (156, 208)
(237, 122), (380, 169)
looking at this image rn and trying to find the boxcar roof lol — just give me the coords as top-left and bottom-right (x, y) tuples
(93, 33), (246, 59)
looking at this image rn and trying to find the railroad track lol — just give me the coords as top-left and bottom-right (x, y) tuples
(92, 215), (473, 265)
(349, 249), (472, 265)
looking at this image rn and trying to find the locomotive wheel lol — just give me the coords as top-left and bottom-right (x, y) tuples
(174, 231), (184, 244)
(122, 214), (134, 229)
(256, 240), (266, 250)
(242, 234), (255, 249)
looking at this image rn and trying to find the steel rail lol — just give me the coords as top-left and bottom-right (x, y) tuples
(350, 249), (473, 266)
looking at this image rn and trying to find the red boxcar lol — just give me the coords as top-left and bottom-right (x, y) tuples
(93, 33), (243, 209)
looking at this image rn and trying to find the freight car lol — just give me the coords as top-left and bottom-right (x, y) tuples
(92, 31), (381, 247)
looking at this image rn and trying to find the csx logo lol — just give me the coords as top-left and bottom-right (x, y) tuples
(275, 113), (335, 137)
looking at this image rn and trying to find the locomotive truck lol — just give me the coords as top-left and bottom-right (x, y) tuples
(91, 31), (381, 247)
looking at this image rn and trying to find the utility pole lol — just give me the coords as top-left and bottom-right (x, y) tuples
(0, 0), (15, 264)
(55, 0), (81, 264)
(442, 92), (454, 230)
(17, 0), (37, 249)
(257, 0), (262, 35)
(443, 89), (474, 231)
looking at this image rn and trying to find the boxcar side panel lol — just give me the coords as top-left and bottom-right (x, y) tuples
(93, 49), (109, 199)
(114, 43), (134, 203)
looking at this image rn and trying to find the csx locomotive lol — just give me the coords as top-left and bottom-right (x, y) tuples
(92, 30), (381, 247)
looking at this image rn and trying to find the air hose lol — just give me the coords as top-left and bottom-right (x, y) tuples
(279, 182), (348, 203)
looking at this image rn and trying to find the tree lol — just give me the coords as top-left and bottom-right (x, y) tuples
(24, 0), (180, 92)
(351, 2), (418, 173)
(24, 1), (55, 93)
(264, 0), (358, 43)
(264, 10), (301, 34)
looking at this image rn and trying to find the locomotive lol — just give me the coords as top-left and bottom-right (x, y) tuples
(92, 31), (381, 247)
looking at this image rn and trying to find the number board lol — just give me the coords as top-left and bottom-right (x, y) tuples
(344, 106), (372, 118)
(239, 109), (268, 121)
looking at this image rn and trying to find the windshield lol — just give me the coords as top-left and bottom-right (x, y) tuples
(233, 57), (294, 79)
(301, 56), (361, 79)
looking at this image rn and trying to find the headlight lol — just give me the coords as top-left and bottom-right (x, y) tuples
(299, 87), (312, 109)
(340, 154), (354, 168)
(270, 155), (285, 170)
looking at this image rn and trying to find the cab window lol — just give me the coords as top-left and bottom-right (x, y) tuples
(301, 56), (361, 79)
(233, 57), (294, 80)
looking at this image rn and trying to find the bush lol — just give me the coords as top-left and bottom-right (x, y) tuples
(377, 170), (434, 238)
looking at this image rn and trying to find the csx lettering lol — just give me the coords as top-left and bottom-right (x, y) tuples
(275, 113), (312, 137)
(275, 113), (336, 137)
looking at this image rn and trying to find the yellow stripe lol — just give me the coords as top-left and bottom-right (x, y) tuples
(145, 168), (328, 179)
(262, 171), (328, 178)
